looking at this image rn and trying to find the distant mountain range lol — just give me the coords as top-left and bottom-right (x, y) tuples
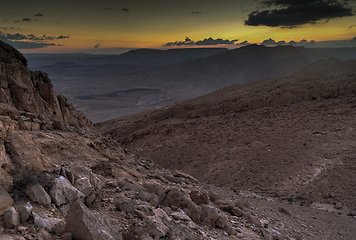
(24, 45), (356, 122)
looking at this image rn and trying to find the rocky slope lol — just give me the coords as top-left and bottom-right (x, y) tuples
(1, 40), (356, 240)
(97, 58), (356, 230)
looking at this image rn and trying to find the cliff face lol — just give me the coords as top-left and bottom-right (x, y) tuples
(0, 40), (92, 131)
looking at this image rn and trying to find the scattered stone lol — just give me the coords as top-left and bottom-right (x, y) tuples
(4, 207), (20, 229)
(153, 208), (172, 224)
(33, 212), (65, 235)
(170, 211), (192, 221)
(190, 189), (209, 205)
(142, 181), (166, 203)
(25, 183), (51, 206)
(0, 187), (14, 213)
(65, 201), (122, 240)
(146, 216), (170, 238)
(162, 188), (201, 223)
(37, 228), (53, 240)
(278, 207), (291, 216)
(18, 202), (33, 224)
(216, 200), (243, 217)
(172, 170), (199, 184)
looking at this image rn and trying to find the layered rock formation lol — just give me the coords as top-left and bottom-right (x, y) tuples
(0, 40), (92, 132)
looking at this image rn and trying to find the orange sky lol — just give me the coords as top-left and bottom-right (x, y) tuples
(0, 0), (355, 53)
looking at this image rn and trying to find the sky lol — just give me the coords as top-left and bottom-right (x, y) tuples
(0, 0), (356, 53)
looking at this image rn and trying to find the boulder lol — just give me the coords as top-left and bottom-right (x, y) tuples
(162, 188), (201, 223)
(18, 202), (33, 224)
(200, 205), (233, 234)
(65, 201), (122, 240)
(3, 207), (19, 229)
(142, 181), (166, 203)
(145, 216), (170, 238)
(0, 187), (14, 213)
(189, 189), (209, 205)
(33, 212), (65, 235)
(49, 176), (84, 206)
(73, 177), (93, 197)
(25, 183), (51, 206)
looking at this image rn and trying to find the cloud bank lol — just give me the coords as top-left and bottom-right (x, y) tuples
(259, 37), (356, 48)
(0, 31), (70, 49)
(245, 0), (354, 27)
(164, 37), (239, 47)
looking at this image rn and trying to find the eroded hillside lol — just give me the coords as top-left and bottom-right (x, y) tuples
(97, 58), (356, 213)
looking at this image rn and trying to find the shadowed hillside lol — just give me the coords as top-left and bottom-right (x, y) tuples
(97, 58), (356, 209)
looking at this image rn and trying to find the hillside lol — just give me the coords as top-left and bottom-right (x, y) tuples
(2, 39), (356, 239)
(97, 58), (356, 213)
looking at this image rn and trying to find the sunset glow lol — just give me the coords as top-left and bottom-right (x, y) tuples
(1, 0), (356, 53)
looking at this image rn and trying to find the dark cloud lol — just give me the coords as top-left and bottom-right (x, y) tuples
(245, 0), (354, 27)
(0, 32), (69, 41)
(0, 39), (55, 49)
(195, 37), (238, 46)
(164, 37), (238, 47)
(22, 18), (31, 22)
(121, 8), (129, 12)
(164, 37), (194, 47)
(191, 11), (201, 15)
(57, 35), (70, 39)
(261, 38), (278, 45)
(350, 25), (356, 28)
(259, 37), (356, 47)
(94, 43), (100, 48)
(34, 13), (43, 17)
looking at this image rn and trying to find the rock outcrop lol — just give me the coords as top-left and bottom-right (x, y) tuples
(0, 40), (92, 131)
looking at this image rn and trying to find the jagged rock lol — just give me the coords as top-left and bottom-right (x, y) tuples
(73, 177), (93, 197)
(215, 200), (244, 217)
(170, 211), (192, 221)
(18, 202), (33, 224)
(152, 208), (172, 224)
(49, 176), (84, 206)
(0, 187), (13, 213)
(0, 40), (93, 131)
(162, 188), (201, 223)
(142, 181), (166, 203)
(65, 201), (122, 240)
(4, 207), (20, 229)
(145, 216), (170, 238)
(189, 189), (209, 205)
(33, 212), (65, 235)
(172, 170), (199, 184)
(200, 205), (233, 234)
(25, 184), (51, 206)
